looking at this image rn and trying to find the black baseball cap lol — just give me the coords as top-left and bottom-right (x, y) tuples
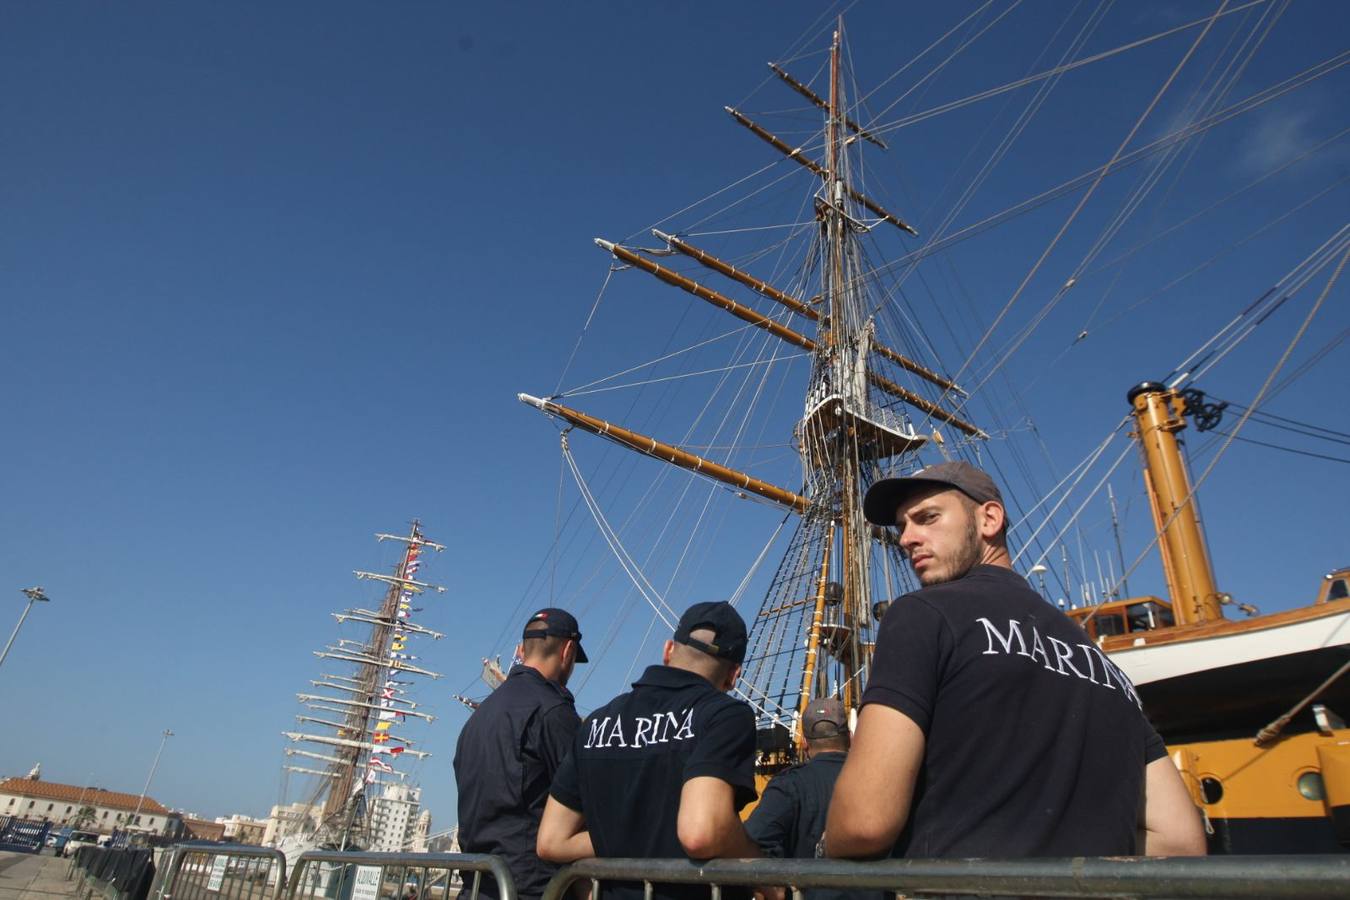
(673, 601), (748, 665)
(863, 460), (1006, 527)
(523, 608), (589, 663)
(802, 697), (848, 740)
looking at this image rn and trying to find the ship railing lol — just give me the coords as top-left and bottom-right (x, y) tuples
(539, 855), (1350, 900)
(285, 849), (515, 900)
(150, 841), (287, 900)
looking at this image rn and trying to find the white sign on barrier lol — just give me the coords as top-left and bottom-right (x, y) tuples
(351, 864), (383, 900)
(207, 855), (228, 891)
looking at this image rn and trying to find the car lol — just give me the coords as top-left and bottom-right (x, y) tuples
(60, 831), (103, 857)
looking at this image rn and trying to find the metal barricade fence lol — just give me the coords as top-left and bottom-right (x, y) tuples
(285, 850), (517, 900)
(151, 842), (288, 900)
(540, 856), (1350, 900)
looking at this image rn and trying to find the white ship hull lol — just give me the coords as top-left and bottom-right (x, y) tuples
(1110, 606), (1350, 687)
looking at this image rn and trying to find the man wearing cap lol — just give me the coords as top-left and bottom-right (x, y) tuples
(746, 698), (878, 900)
(825, 461), (1206, 858)
(537, 602), (763, 900)
(454, 608), (587, 900)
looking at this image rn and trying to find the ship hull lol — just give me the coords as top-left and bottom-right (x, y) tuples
(1106, 605), (1350, 741)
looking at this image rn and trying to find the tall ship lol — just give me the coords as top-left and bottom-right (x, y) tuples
(506, 6), (1350, 855)
(276, 522), (445, 852)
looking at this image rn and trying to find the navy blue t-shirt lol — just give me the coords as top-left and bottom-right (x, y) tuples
(862, 565), (1167, 858)
(551, 665), (757, 900)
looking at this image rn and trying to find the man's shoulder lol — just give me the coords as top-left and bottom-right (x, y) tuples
(508, 666), (575, 706)
(905, 565), (1035, 610)
(693, 689), (754, 725)
(581, 687), (638, 722)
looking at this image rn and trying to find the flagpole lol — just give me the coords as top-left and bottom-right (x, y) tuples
(130, 729), (173, 839)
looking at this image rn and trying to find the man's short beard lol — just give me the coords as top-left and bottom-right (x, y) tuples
(917, 505), (984, 585)
(952, 513), (983, 580)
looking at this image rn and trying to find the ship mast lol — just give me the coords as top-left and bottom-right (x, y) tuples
(281, 521), (445, 848)
(1126, 383), (1224, 623)
(825, 22), (858, 714)
(519, 19), (986, 758)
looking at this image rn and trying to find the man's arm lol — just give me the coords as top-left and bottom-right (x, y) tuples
(537, 796), (595, 863)
(539, 704), (581, 776)
(743, 779), (795, 857)
(677, 777), (763, 859)
(824, 704), (924, 858)
(1139, 757), (1207, 856)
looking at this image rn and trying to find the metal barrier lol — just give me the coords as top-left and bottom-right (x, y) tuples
(285, 850), (517, 900)
(68, 845), (158, 900)
(0, 814), (51, 852)
(540, 856), (1350, 900)
(151, 842), (287, 900)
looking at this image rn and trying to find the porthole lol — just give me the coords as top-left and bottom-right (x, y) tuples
(1297, 771), (1325, 802)
(1200, 777), (1224, 804)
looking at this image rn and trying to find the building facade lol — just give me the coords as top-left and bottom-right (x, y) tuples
(262, 801), (322, 847)
(366, 783), (425, 852)
(181, 817), (227, 841)
(216, 813), (267, 845)
(0, 774), (180, 838)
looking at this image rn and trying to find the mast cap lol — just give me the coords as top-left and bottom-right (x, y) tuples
(1126, 381), (1168, 405)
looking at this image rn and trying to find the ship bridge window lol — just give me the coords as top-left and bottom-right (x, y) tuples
(1126, 602), (1173, 631)
(1329, 579), (1349, 602)
(1090, 613), (1127, 639)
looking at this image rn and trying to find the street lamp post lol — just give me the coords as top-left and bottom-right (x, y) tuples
(0, 587), (50, 671)
(1029, 565), (1057, 607)
(130, 729), (173, 838)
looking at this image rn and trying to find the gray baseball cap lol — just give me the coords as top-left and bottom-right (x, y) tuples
(863, 460), (1005, 526)
(802, 697), (848, 739)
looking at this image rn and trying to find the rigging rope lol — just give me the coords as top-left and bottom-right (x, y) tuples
(1015, 440), (1136, 570)
(941, 0), (1234, 414)
(1207, 429), (1350, 465)
(1108, 240), (1350, 598)
(562, 437), (678, 628)
(553, 266), (615, 398)
(729, 512), (793, 608)
(864, 0), (1272, 136)
(561, 353), (808, 398)
(859, 48), (1349, 288)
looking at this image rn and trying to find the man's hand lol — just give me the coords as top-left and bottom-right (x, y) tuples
(824, 704), (924, 858)
(537, 796), (595, 863)
(1139, 756), (1207, 856)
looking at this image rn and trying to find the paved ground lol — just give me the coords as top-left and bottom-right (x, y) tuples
(0, 851), (78, 899)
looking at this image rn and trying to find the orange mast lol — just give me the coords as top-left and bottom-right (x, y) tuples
(1127, 383), (1224, 624)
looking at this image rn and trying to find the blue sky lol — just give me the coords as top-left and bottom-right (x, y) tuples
(2, 1), (1347, 831)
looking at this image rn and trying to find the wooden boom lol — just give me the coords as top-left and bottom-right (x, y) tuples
(725, 106), (917, 235)
(518, 393), (809, 512)
(597, 239), (983, 438)
(768, 62), (888, 149)
(650, 231), (966, 397)
(652, 229), (819, 320)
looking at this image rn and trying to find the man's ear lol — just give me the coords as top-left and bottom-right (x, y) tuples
(979, 501), (1006, 538)
(562, 639), (577, 666)
(722, 663), (742, 692)
(513, 642), (525, 664)
(662, 639), (675, 666)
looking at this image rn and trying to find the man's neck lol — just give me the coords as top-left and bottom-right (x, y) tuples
(666, 662), (718, 686)
(979, 544), (1013, 570)
(520, 659), (560, 683)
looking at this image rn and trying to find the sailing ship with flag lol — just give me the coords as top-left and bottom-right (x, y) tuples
(506, 5), (1349, 855)
(278, 522), (444, 850)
